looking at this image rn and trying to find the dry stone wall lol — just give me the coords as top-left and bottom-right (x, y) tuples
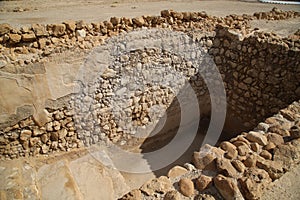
(120, 100), (300, 200)
(0, 8), (299, 162)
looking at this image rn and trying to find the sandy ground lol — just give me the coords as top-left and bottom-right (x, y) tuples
(0, 0), (299, 28)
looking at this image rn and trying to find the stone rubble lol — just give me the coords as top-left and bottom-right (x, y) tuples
(120, 100), (300, 200)
(0, 7), (299, 200)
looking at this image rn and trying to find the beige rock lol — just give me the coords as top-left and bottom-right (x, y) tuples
(141, 176), (172, 196)
(273, 143), (300, 170)
(264, 142), (276, 151)
(214, 174), (242, 200)
(110, 17), (120, 26)
(237, 143), (250, 156)
(192, 151), (216, 171)
(250, 142), (260, 152)
(256, 158), (284, 180)
(268, 125), (290, 137)
(132, 17), (145, 27)
(102, 68), (117, 79)
(22, 33), (36, 42)
(220, 141), (238, 159)
(20, 130), (32, 141)
(32, 24), (48, 37)
(164, 190), (180, 200)
(0, 23), (12, 35)
(216, 157), (238, 178)
(243, 154), (257, 168)
(231, 159), (246, 173)
(179, 178), (194, 197)
(167, 166), (188, 178)
(121, 189), (142, 200)
(9, 33), (21, 43)
(196, 174), (212, 191)
(38, 38), (48, 49)
(290, 124), (300, 139)
(64, 20), (76, 32)
(246, 131), (268, 146)
(260, 150), (272, 160)
(192, 145), (224, 170)
(239, 168), (271, 199)
(52, 24), (66, 37)
(161, 10), (172, 17)
(267, 133), (284, 146)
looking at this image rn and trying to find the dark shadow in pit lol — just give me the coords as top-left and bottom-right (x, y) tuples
(138, 80), (233, 177)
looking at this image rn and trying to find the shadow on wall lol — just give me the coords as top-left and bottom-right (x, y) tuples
(139, 25), (300, 176)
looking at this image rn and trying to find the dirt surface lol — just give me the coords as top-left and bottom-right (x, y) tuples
(260, 163), (300, 200)
(0, 0), (299, 28)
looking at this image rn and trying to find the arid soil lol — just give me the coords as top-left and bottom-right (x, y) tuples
(0, 0), (299, 28)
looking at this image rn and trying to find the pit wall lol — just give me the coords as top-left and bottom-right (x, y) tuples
(0, 8), (300, 160)
(210, 25), (300, 135)
(120, 100), (300, 200)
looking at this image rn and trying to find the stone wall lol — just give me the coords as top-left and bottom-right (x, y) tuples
(120, 100), (300, 200)
(0, 8), (300, 160)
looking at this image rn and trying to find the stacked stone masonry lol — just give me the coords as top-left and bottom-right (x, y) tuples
(1, 8), (299, 160)
(0, 8), (299, 199)
(121, 100), (300, 200)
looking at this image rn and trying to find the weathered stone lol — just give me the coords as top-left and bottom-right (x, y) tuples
(290, 123), (300, 139)
(196, 174), (212, 191)
(268, 125), (290, 137)
(237, 143), (250, 156)
(22, 33), (36, 42)
(220, 141), (238, 159)
(64, 20), (76, 32)
(132, 17), (145, 27)
(141, 176), (172, 196)
(32, 24), (48, 37)
(179, 178), (194, 197)
(246, 131), (268, 146)
(231, 160), (246, 173)
(110, 17), (120, 26)
(239, 168), (272, 199)
(250, 142), (260, 152)
(267, 133), (284, 146)
(192, 151), (216, 171)
(52, 24), (66, 36)
(264, 142), (276, 151)
(0, 23), (12, 35)
(260, 150), (272, 160)
(273, 143), (300, 170)
(102, 68), (117, 79)
(121, 189), (142, 200)
(29, 137), (40, 147)
(76, 29), (86, 38)
(58, 128), (67, 139)
(161, 10), (172, 18)
(243, 154), (257, 168)
(50, 132), (59, 141)
(214, 174), (242, 200)
(216, 157), (238, 178)
(280, 109), (297, 121)
(256, 122), (270, 132)
(9, 33), (21, 43)
(20, 130), (32, 141)
(164, 190), (180, 200)
(167, 166), (188, 178)
(256, 158), (284, 180)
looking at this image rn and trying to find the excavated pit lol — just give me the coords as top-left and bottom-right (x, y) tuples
(0, 7), (300, 200)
